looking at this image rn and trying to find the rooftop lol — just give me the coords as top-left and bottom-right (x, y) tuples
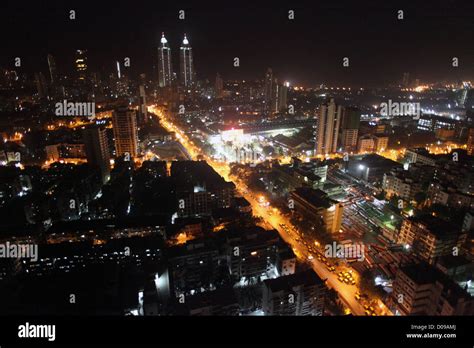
(359, 154), (401, 168)
(171, 160), (235, 192)
(264, 269), (324, 292)
(408, 214), (460, 238)
(292, 187), (337, 209)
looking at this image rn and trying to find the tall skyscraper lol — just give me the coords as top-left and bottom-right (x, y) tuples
(179, 34), (195, 87)
(277, 81), (289, 112)
(340, 107), (361, 152)
(47, 54), (57, 84)
(116, 61), (122, 79)
(402, 72), (410, 87)
(137, 85), (147, 124)
(112, 107), (139, 158)
(272, 81), (279, 113)
(263, 68), (273, 115)
(215, 73), (224, 98)
(158, 33), (173, 87)
(315, 98), (342, 155)
(83, 126), (111, 184)
(75, 50), (88, 80)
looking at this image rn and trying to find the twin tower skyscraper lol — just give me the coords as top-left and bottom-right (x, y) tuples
(158, 33), (195, 88)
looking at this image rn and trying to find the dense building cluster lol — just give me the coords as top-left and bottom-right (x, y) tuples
(0, 6), (473, 319)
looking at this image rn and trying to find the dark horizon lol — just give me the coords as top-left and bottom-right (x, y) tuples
(1, 0), (473, 87)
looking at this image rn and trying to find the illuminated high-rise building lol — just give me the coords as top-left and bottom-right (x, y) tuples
(158, 33), (173, 87)
(272, 83), (280, 113)
(340, 107), (361, 152)
(83, 126), (111, 184)
(112, 107), (139, 158)
(47, 54), (57, 84)
(179, 34), (195, 87)
(116, 61), (121, 79)
(263, 68), (273, 115)
(75, 50), (88, 80)
(215, 73), (224, 98)
(277, 81), (289, 112)
(402, 72), (410, 87)
(315, 98), (342, 155)
(264, 71), (287, 114)
(137, 85), (147, 124)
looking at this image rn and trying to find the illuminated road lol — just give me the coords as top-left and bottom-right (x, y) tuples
(236, 178), (367, 315)
(149, 105), (390, 316)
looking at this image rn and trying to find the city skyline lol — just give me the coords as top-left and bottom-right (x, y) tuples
(1, 0), (473, 87)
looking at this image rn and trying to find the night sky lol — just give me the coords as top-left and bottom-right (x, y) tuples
(1, 0), (473, 87)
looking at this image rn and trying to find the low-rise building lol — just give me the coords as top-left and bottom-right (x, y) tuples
(290, 187), (343, 234)
(224, 227), (288, 282)
(262, 270), (327, 316)
(427, 182), (474, 209)
(383, 173), (420, 202)
(390, 262), (474, 315)
(172, 161), (235, 217)
(173, 287), (240, 316)
(357, 135), (389, 153)
(397, 215), (466, 264)
(405, 148), (438, 167)
(382, 166), (429, 202)
(348, 154), (402, 183)
(167, 238), (221, 297)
